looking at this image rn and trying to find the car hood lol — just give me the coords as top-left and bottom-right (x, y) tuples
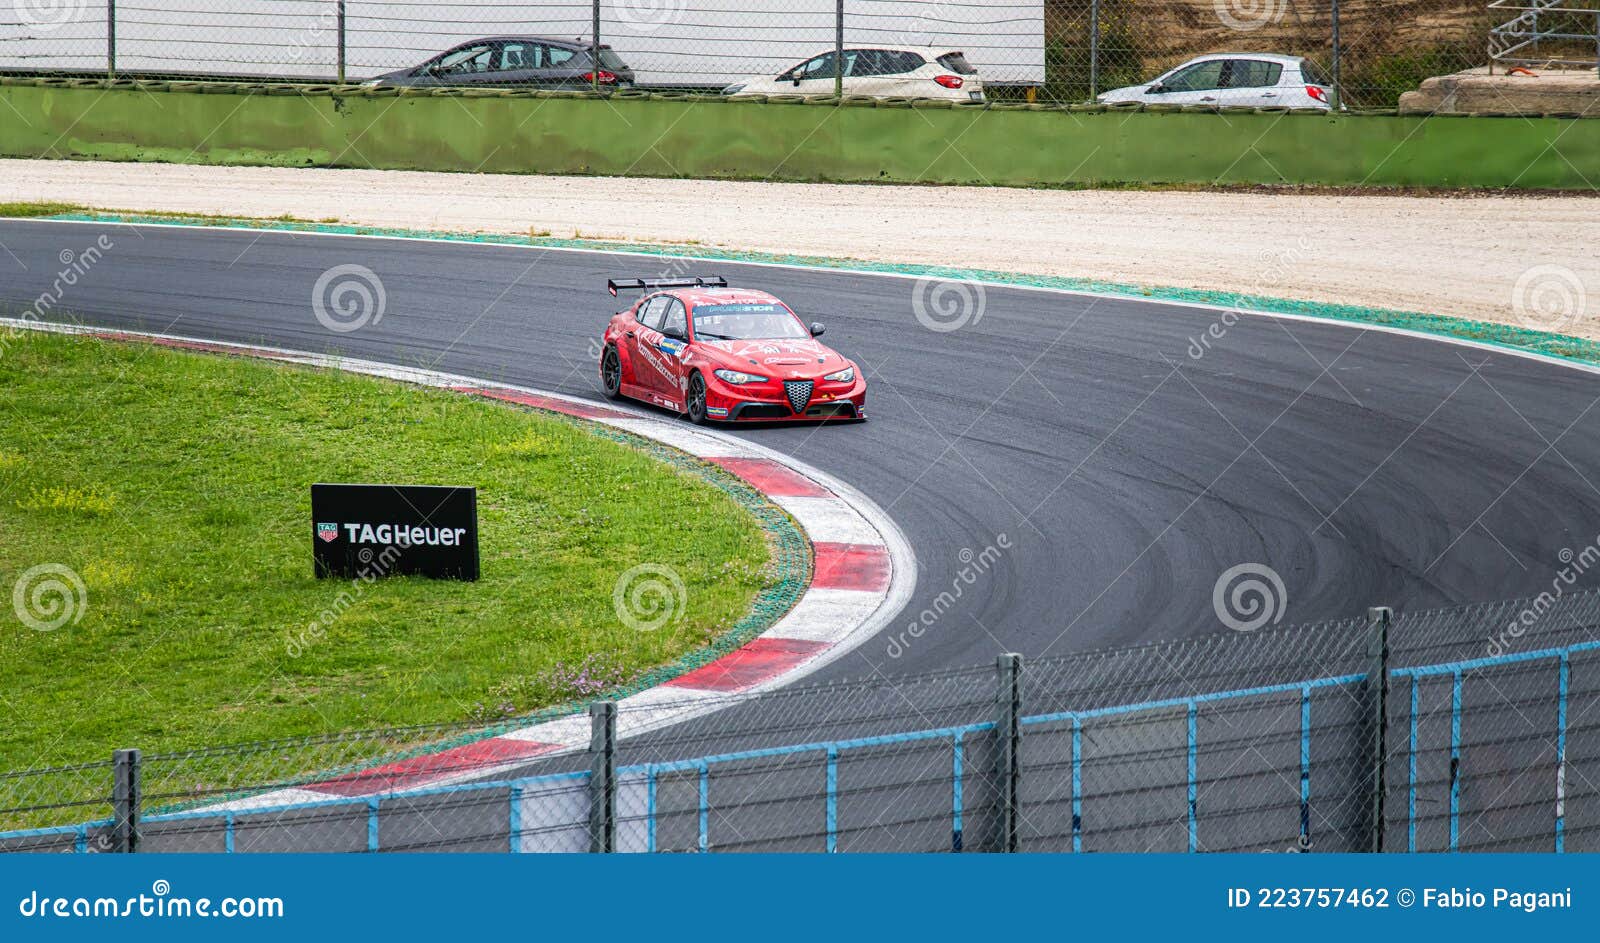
(1096, 84), (1151, 103)
(699, 337), (850, 378)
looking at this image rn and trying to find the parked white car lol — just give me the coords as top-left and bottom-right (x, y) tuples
(1097, 54), (1334, 110)
(723, 46), (985, 101)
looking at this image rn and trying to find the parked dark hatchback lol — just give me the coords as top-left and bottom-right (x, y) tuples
(367, 37), (635, 89)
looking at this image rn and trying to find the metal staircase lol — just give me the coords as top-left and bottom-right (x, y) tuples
(1488, 0), (1600, 73)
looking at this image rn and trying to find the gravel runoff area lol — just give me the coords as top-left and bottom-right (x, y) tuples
(2, 159), (1597, 340)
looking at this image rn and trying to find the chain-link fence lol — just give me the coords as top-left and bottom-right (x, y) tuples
(0, 0), (1556, 109)
(3, 586), (1597, 853)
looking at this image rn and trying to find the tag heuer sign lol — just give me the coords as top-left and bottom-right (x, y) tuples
(311, 484), (479, 581)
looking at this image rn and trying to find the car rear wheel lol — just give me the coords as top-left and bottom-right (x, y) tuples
(686, 372), (709, 424)
(600, 345), (623, 400)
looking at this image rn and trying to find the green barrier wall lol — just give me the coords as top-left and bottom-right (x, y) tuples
(2, 80), (1596, 188)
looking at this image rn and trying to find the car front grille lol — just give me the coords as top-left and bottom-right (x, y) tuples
(783, 379), (813, 414)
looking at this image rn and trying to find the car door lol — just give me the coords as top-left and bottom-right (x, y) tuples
(625, 296), (670, 399)
(1219, 58), (1285, 106)
(494, 40), (543, 87)
(533, 44), (585, 88)
(430, 42), (498, 86)
(1148, 58), (1224, 105)
(788, 51), (850, 96)
(651, 298), (692, 408)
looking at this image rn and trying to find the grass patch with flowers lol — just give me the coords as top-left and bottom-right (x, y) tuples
(0, 330), (775, 771)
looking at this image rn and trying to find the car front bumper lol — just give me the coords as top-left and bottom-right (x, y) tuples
(705, 376), (867, 422)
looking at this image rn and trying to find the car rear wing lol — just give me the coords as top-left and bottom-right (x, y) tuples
(607, 276), (728, 296)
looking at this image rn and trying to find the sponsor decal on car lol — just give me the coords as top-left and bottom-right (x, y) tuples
(658, 338), (687, 357)
(706, 406), (730, 418)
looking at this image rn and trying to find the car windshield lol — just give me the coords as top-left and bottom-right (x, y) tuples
(692, 304), (809, 340)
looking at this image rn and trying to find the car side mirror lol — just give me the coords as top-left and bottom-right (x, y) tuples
(1147, 84), (1168, 95)
(810, 322), (826, 337)
(664, 328), (687, 341)
(792, 76), (802, 86)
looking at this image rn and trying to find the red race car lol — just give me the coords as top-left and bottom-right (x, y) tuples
(598, 276), (866, 423)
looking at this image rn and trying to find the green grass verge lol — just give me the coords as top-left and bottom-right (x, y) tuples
(0, 330), (774, 772)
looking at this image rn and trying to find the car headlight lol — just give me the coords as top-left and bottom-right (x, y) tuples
(823, 367), (855, 383)
(714, 368), (766, 384)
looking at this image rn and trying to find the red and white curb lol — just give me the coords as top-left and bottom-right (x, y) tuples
(4, 319), (915, 809)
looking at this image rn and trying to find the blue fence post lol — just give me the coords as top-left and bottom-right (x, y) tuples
(1557, 653), (1569, 853)
(1449, 670), (1463, 852)
(646, 767), (658, 854)
(1299, 687), (1312, 848)
(1071, 716), (1082, 852)
(1186, 702), (1198, 853)
(508, 784), (522, 853)
(1407, 676), (1419, 852)
(224, 812), (235, 854)
(825, 747), (839, 853)
(950, 733), (963, 852)
(366, 798), (380, 852)
(696, 763), (709, 853)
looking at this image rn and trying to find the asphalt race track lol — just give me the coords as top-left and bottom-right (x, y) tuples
(6, 219), (1600, 684)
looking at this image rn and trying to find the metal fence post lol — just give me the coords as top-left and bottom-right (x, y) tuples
(336, 0), (346, 84)
(593, 0), (603, 91)
(1365, 606), (1392, 853)
(1088, 0), (1100, 101)
(111, 748), (141, 853)
(834, 0), (844, 98)
(106, 0), (116, 79)
(1330, 0), (1342, 111)
(588, 701), (617, 853)
(996, 653), (1023, 852)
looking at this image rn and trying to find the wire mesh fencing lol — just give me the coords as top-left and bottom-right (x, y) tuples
(2, 587), (1598, 853)
(0, 0), (1528, 108)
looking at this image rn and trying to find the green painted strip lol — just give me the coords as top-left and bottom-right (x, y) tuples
(47, 209), (1600, 371)
(2, 81), (1597, 189)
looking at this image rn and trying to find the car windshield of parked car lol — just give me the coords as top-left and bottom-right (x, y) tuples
(692, 304), (809, 340)
(1162, 60), (1222, 92)
(437, 44), (495, 74)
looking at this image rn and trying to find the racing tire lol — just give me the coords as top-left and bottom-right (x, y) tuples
(686, 371), (710, 425)
(600, 345), (623, 400)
